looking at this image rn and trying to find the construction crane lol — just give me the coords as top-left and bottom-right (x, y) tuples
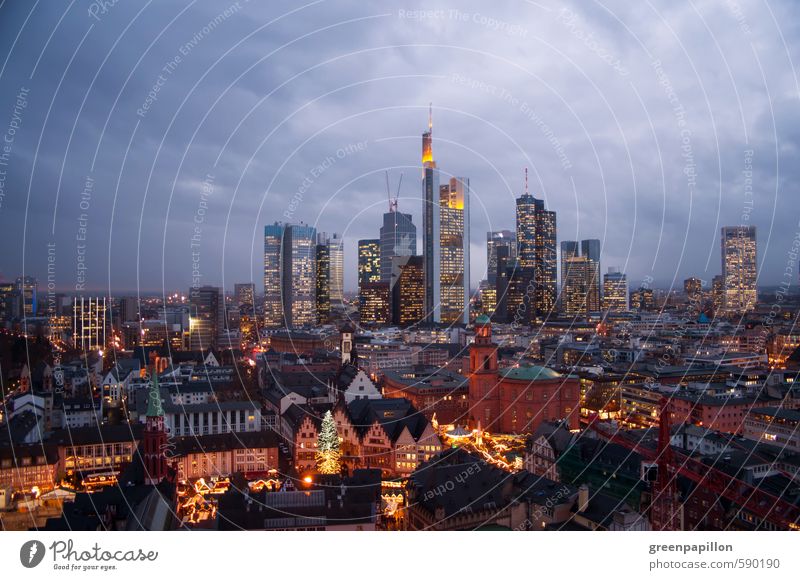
(385, 170), (403, 213)
(587, 398), (800, 531)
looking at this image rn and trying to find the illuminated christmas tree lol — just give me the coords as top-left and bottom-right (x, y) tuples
(315, 410), (341, 474)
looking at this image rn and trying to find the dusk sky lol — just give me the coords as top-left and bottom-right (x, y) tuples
(0, 0), (798, 295)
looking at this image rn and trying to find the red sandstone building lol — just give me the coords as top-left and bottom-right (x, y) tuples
(467, 316), (580, 433)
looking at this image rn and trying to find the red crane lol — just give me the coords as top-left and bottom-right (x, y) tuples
(588, 398), (800, 531)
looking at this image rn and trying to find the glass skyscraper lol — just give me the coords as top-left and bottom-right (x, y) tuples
(263, 222), (317, 328)
(380, 211), (416, 284)
(721, 225), (757, 313)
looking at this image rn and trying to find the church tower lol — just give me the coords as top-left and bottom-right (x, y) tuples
(143, 371), (168, 485)
(468, 315), (500, 429)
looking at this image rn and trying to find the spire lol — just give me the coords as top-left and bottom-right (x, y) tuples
(524, 167), (528, 196)
(428, 102), (432, 131)
(146, 371), (164, 417)
(422, 104), (434, 166)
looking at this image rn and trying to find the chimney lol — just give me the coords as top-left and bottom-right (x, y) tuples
(578, 484), (589, 512)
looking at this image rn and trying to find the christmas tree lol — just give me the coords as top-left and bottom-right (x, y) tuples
(316, 410), (341, 474)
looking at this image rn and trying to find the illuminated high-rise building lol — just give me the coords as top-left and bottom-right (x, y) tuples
(380, 210), (416, 284)
(15, 276), (37, 317)
(318, 232), (343, 307)
(630, 287), (656, 311)
(562, 256), (599, 317)
(234, 283), (255, 310)
(263, 223), (285, 327)
(560, 239), (600, 313)
(712, 274), (724, 314)
(421, 107), (470, 325)
(358, 239), (381, 290)
(439, 176), (470, 325)
(721, 225), (757, 313)
(73, 296), (107, 351)
(263, 222), (317, 328)
(487, 230), (515, 287)
(188, 286), (223, 350)
(390, 255), (424, 327)
(316, 242), (331, 324)
(603, 268), (628, 312)
(684, 277), (703, 304)
(359, 282), (389, 326)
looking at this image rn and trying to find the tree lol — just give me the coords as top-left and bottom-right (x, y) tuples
(315, 410), (341, 474)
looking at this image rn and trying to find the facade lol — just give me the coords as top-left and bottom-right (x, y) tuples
(487, 230), (515, 286)
(390, 255), (424, 327)
(234, 283), (255, 310)
(73, 296), (107, 351)
(603, 268), (628, 312)
(357, 238), (381, 290)
(316, 242), (331, 324)
(15, 275), (38, 317)
(318, 232), (343, 307)
(439, 177), (470, 324)
(630, 287), (655, 311)
(188, 286), (223, 351)
(516, 187), (557, 317)
(721, 225), (757, 313)
(744, 407), (800, 451)
(359, 282), (390, 326)
(263, 222), (318, 328)
(562, 256), (599, 317)
(684, 277), (703, 302)
(380, 211), (416, 284)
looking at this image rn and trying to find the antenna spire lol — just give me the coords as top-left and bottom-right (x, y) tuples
(428, 102), (432, 131)
(524, 167), (528, 196)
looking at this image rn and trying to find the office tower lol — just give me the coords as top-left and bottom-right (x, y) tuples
(380, 210), (416, 284)
(422, 108), (440, 324)
(721, 226), (757, 313)
(562, 255), (600, 317)
(263, 222), (318, 328)
(73, 296), (106, 351)
(603, 268), (628, 312)
(535, 203), (558, 315)
(684, 277), (703, 304)
(487, 230), (515, 286)
(630, 287), (655, 311)
(439, 176), (470, 325)
(0, 282), (15, 321)
(359, 283), (390, 325)
(318, 232), (343, 307)
(514, 185), (537, 324)
(561, 240), (600, 313)
(560, 241), (579, 297)
(358, 239), (381, 290)
(390, 255), (424, 327)
(316, 243), (331, 324)
(189, 286), (223, 350)
(712, 274), (724, 314)
(494, 245), (512, 322)
(263, 223), (285, 327)
(505, 261), (529, 325)
(15, 276), (37, 317)
(234, 283), (256, 310)
(581, 239), (601, 310)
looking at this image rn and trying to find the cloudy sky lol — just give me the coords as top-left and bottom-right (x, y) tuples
(0, 0), (798, 296)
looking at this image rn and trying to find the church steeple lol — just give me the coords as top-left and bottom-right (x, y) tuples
(143, 371), (167, 485)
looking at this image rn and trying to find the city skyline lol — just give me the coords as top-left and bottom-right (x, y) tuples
(1, 2), (798, 297)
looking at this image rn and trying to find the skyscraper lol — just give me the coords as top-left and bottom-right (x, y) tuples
(721, 226), (757, 313)
(234, 283), (255, 310)
(560, 239), (600, 313)
(358, 239), (381, 290)
(420, 108), (469, 325)
(439, 176), (470, 325)
(380, 210), (416, 284)
(318, 232), (343, 307)
(263, 222), (318, 328)
(486, 230), (515, 286)
(15, 276), (37, 318)
(684, 277), (703, 304)
(562, 256), (592, 317)
(359, 283), (389, 326)
(316, 242), (331, 324)
(390, 255), (424, 327)
(73, 296), (106, 351)
(188, 286), (223, 350)
(603, 268), (628, 312)
(422, 108), (440, 324)
(535, 203), (558, 315)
